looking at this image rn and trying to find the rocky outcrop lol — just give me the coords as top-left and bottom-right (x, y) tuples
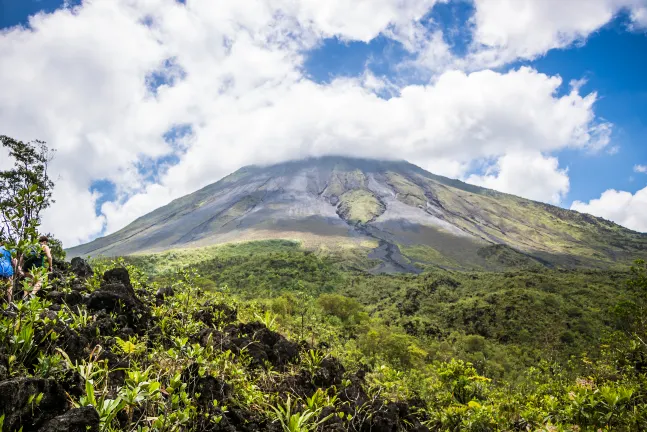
(70, 257), (94, 279)
(38, 406), (100, 432)
(196, 321), (299, 369)
(0, 378), (68, 431)
(87, 267), (150, 328)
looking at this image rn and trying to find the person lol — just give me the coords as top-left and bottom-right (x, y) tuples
(20, 236), (53, 299)
(0, 242), (16, 303)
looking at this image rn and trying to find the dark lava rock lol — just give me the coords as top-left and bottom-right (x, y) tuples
(196, 322), (299, 369)
(52, 258), (71, 274)
(40, 310), (58, 322)
(37, 406), (100, 432)
(196, 376), (232, 403)
(339, 378), (369, 408)
(225, 407), (282, 432)
(272, 338), (300, 367)
(351, 401), (429, 432)
(70, 281), (87, 292)
(37, 320), (90, 363)
(313, 357), (345, 388)
(70, 257), (94, 279)
(64, 291), (83, 306)
(0, 354), (8, 381)
(87, 274), (149, 328)
(361, 401), (400, 432)
(194, 302), (237, 327)
(155, 286), (175, 305)
(87, 285), (140, 313)
(273, 370), (314, 398)
(81, 313), (120, 339)
(183, 364), (233, 406)
(318, 406), (346, 432)
(231, 322), (299, 367)
(60, 369), (84, 399)
(0, 378), (68, 431)
(46, 291), (65, 304)
(102, 267), (132, 288)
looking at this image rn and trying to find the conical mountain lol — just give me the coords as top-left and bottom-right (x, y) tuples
(68, 156), (647, 272)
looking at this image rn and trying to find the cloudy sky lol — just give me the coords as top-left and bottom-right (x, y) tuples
(1, 0), (646, 246)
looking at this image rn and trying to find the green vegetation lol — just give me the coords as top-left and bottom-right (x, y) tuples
(385, 171), (427, 207)
(398, 244), (458, 268)
(337, 189), (385, 224)
(127, 242), (642, 376)
(2, 241), (646, 430)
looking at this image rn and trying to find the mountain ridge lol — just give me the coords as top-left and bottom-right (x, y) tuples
(68, 156), (647, 272)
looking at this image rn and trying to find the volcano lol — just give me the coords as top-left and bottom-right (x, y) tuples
(68, 156), (647, 272)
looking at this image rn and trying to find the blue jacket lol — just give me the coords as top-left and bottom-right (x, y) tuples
(0, 246), (14, 278)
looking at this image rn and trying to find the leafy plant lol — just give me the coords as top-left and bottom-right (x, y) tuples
(255, 310), (279, 331)
(269, 395), (332, 432)
(302, 349), (326, 376)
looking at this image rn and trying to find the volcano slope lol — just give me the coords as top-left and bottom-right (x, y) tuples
(68, 157), (647, 272)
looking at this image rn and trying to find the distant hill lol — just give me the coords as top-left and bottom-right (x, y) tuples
(68, 156), (647, 272)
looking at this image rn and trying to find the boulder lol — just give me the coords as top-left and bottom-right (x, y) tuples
(0, 353), (8, 381)
(46, 291), (65, 304)
(102, 267), (133, 289)
(193, 302), (237, 327)
(70, 281), (87, 292)
(87, 271), (149, 328)
(64, 291), (83, 307)
(197, 322), (299, 368)
(70, 258), (93, 279)
(155, 286), (175, 305)
(313, 357), (345, 388)
(182, 363), (233, 406)
(87, 284), (140, 312)
(0, 378), (68, 431)
(37, 406), (100, 432)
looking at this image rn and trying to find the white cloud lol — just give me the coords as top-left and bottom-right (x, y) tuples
(630, 6), (647, 27)
(469, 0), (647, 66)
(0, 0), (621, 245)
(40, 179), (107, 245)
(571, 187), (647, 232)
(466, 151), (570, 204)
(635, 164), (647, 173)
(411, 0), (647, 72)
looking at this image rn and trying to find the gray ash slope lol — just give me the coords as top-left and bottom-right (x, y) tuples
(68, 156), (647, 272)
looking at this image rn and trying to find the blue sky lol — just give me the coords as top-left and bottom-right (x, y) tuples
(1, 0), (646, 243)
(1, 0), (81, 28)
(526, 14), (647, 203)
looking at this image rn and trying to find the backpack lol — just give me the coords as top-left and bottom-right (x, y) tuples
(0, 246), (13, 278)
(22, 245), (44, 272)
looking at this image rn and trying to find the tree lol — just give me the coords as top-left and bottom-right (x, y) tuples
(0, 135), (54, 259)
(318, 293), (364, 323)
(0, 135), (55, 253)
